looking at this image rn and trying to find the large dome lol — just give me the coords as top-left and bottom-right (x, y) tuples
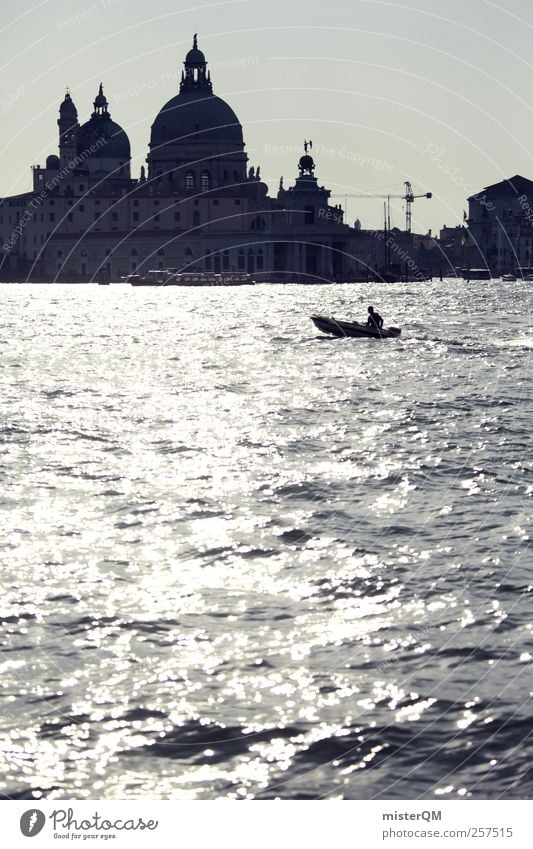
(149, 36), (244, 152)
(150, 91), (243, 149)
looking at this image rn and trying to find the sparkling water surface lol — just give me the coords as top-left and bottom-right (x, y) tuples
(0, 280), (531, 799)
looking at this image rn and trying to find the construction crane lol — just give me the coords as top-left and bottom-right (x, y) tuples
(332, 181), (432, 232)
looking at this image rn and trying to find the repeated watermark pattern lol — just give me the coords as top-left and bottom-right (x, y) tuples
(56, 0), (123, 31)
(114, 56), (260, 103)
(264, 142), (394, 173)
(421, 142), (474, 195)
(0, 85), (25, 118)
(517, 193), (533, 225)
(367, 228), (427, 280)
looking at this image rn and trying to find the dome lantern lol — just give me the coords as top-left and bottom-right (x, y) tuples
(180, 34), (212, 94)
(93, 83), (109, 117)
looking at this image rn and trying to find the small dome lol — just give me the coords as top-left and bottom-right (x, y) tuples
(299, 154), (315, 171)
(46, 154), (60, 169)
(185, 46), (206, 65)
(185, 34), (205, 65)
(77, 85), (130, 160)
(150, 92), (243, 149)
(78, 117), (130, 159)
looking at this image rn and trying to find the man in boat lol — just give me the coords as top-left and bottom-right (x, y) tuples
(366, 305), (384, 330)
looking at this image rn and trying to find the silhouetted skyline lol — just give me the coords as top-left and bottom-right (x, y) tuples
(2, 0), (533, 232)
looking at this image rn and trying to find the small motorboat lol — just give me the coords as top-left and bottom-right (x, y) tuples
(311, 314), (401, 339)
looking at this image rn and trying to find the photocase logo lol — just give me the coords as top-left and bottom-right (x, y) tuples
(20, 810), (46, 838)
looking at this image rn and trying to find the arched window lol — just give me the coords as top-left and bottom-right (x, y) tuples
(201, 171), (210, 192)
(157, 248), (165, 256)
(222, 250), (229, 270)
(185, 248), (193, 256)
(223, 169), (229, 182)
(247, 249), (254, 272)
(233, 170), (239, 182)
(238, 249), (245, 270)
(56, 249), (63, 257)
(251, 216), (266, 231)
(205, 251), (212, 270)
(185, 171), (196, 190)
(257, 248), (264, 270)
(193, 210), (200, 227)
(130, 248), (138, 256)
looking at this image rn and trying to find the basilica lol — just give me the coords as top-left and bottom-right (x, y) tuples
(0, 37), (393, 282)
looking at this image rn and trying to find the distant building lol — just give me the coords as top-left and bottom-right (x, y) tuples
(0, 37), (426, 283)
(0, 39), (348, 282)
(466, 175), (533, 274)
(438, 225), (467, 271)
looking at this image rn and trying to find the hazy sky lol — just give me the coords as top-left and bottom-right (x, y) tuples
(2, 0), (532, 232)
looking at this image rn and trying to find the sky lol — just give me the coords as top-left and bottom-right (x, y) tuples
(2, 0), (533, 233)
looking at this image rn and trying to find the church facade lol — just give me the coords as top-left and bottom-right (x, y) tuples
(0, 38), (386, 283)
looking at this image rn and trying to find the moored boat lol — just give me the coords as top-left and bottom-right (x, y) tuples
(127, 270), (254, 286)
(311, 314), (401, 339)
(515, 267), (533, 280)
(459, 268), (493, 280)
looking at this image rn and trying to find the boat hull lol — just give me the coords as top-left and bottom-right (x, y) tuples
(311, 315), (401, 339)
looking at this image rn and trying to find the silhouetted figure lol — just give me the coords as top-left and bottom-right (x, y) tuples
(366, 305), (383, 330)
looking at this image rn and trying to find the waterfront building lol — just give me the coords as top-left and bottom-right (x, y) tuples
(0, 37), (427, 283)
(466, 175), (533, 274)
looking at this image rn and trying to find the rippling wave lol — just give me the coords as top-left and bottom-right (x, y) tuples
(0, 280), (531, 799)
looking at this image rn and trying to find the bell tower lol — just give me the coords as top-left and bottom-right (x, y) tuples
(58, 90), (79, 168)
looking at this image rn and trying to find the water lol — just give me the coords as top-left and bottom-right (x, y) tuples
(0, 279), (531, 800)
